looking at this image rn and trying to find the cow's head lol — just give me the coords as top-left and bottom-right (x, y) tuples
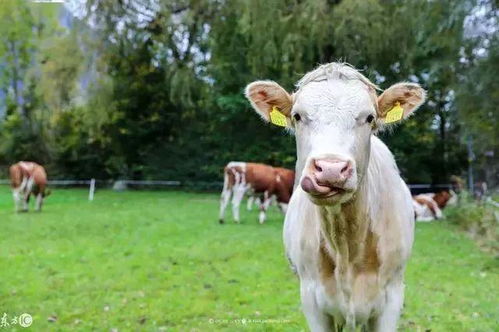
(245, 63), (425, 206)
(433, 190), (453, 209)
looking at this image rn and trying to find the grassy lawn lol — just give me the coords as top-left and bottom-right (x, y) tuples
(0, 187), (497, 331)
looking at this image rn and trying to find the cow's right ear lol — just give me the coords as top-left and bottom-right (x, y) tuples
(245, 81), (293, 123)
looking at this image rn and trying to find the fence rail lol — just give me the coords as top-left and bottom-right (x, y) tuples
(0, 179), (186, 201)
(0, 178), (453, 202)
(0, 179), (450, 188)
(0, 179), (181, 186)
(120, 180), (181, 186)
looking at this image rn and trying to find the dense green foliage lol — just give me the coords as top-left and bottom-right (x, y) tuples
(446, 194), (498, 254)
(0, 0), (497, 185)
(0, 188), (497, 330)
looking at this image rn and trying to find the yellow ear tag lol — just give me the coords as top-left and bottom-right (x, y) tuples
(269, 106), (288, 127)
(384, 102), (404, 124)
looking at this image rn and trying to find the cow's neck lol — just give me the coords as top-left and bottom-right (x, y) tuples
(317, 151), (378, 271)
(318, 190), (371, 268)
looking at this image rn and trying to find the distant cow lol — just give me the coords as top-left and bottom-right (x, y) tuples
(246, 167), (295, 213)
(9, 161), (49, 212)
(413, 190), (456, 221)
(219, 162), (294, 224)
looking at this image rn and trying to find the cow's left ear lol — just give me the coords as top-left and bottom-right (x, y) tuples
(377, 82), (426, 123)
(245, 81), (293, 125)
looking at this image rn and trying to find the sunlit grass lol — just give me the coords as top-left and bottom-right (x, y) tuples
(0, 187), (496, 331)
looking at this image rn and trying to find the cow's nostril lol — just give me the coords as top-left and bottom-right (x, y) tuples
(341, 164), (349, 174)
(314, 160), (323, 172)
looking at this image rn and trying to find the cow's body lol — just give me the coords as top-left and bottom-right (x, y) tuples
(284, 137), (414, 330)
(413, 190), (454, 221)
(10, 161), (49, 212)
(219, 162), (294, 223)
(246, 167), (295, 212)
(245, 62), (426, 330)
(273, 167), (295, 209)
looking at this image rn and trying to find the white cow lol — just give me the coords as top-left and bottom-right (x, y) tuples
(245, 63), (426, 331)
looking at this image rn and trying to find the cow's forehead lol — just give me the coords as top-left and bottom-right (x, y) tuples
(293, 79), (375, 117)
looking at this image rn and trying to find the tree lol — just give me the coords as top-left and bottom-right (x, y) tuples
(0, 0), (35, 116)
(1, 0), (494, 186)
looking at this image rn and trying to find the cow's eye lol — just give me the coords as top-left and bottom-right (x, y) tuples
(366, 114), (375, 124)
(293, 113), (301, 122)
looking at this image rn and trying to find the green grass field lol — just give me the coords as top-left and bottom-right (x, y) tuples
(0, 187), (497, 331)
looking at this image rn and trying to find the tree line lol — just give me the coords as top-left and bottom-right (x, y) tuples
(0, 0), (497, 186)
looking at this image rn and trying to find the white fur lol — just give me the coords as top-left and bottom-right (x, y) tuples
(35, 193), (43, 211)
(12, 175), (34, 212)
(219, 161), (251, 223)
(258, 191), (272, 224)
(285, 137), (414, 331)
(247, 195), (255, 210)
(219, 169), (232, 221)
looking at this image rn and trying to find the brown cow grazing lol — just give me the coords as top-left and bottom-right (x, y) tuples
(10, 161), (50, 212)
(219, 162), (295, 224)
(245, 167), (295, 212)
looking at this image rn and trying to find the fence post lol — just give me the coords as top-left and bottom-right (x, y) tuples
(467, 135), (474, 194)
(89, 178), (96, 201)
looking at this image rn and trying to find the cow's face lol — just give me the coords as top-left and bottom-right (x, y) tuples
(290, 79), (376, 205)
(245, 64), (425, 206)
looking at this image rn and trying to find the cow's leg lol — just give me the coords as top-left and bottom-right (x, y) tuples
(13, 177), (28, 212)
(231, 184), (246, 223)
(35, 193), (43, 212)
(369, 281), (403, 332)
(279, 203), (288, 214)
(258, 192), (272, 224)
(12, 189), (22, 212)
(246, 195), (254, 211)
(271, 195), (278, 207)
(22, 192), (30, 212)
(22, 177), (35, 212)
(219, 187), (232, 224)
(301, 281), (334, 332)
(434, 206), (443, 219)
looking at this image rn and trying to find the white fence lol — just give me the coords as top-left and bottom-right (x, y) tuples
(0, 178), (98, 201)
(0, 179), (183, 201)
(0, 179), (455, 201)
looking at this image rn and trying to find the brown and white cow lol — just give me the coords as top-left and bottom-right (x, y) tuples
(10, 161), (49, 212)
(413, 190), (456, 221)
(246, 167), (295, 212)
(219, 162), (294, 224)
(245, 63), (426, 331)
(246, 167), (295, 213)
